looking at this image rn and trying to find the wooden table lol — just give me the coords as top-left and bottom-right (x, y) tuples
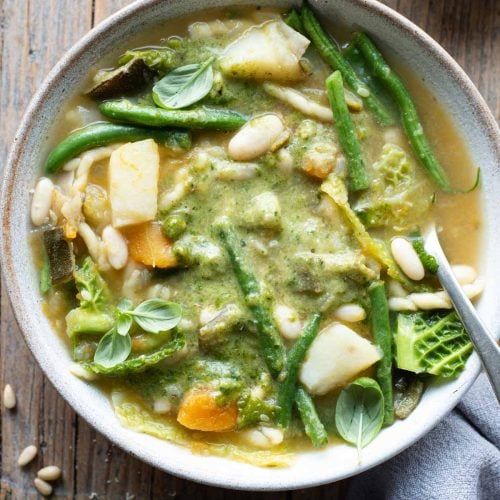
(1, 1), (497, 498)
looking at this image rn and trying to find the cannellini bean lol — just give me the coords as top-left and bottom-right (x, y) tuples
(102, 225), (128, 270)
(463, 278), (485, 299)
(388, 279), (408, 298)
(37, 465), (62, 481)
(18, 445), (38, 466)
(391, 237), (425, 281)
(153, 398), (172, 414)
(34, 478), (52, 497)
(31, 178), (54, 226)
(451, 265), (477, 285)
(228, 114), (287, 161)
(273, 304), (303, 340)
(69, 363), (98, 381)
(242, 426), (284, 449)
(388, 297), (418, 312)
(334, 304), (366, 322)
(408, 291), (452, 310)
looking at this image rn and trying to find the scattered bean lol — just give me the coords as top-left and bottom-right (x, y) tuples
(408, 291), (451, 310)
(334, 303), (366, 322)
(31, 178), (54, 226)
(34, 478), (53, 497)
(17, 445), (38, 466)
(37, 465), (61, 482)
(3, 384), (16, 409)
(242, 426), (284, 448)
(391, 237), (425, 281)
(388, 297), (418, 312)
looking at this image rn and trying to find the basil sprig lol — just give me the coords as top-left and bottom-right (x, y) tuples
(335, 377), (385, 461)
(152, 57), (214, 109)
(93, 298), (182, 368)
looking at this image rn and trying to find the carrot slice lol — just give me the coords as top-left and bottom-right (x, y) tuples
(177, 388), (238, 432)
(125, 221), (177, 268)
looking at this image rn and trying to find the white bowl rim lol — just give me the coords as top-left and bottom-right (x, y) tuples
(1, 0), (499, 492)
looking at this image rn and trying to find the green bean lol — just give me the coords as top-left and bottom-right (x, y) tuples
(295, 387), (328, 447)
(301, 4), (394, 126)
(218, 222), (286, 377)
(326, 71), (369, 191)
(99, 100), (247, 131)
(353, 32), (452, 191)
(45, 122), (191, 174)
(285, 9), (305, 34)
(368, 281), (394, 425)
(277, 313), (321, 428)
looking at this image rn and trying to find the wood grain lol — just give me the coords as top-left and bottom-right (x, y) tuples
(0, 1), (497, 498)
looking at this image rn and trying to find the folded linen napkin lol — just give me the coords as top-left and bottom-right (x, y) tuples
(346, 373), (500, 500)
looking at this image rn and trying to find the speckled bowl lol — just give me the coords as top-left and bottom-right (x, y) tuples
(1, 0), (499, 491)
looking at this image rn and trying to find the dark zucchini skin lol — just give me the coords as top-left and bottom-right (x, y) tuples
(43, 227), (74, 285)
(87, 58), (154, 100)
(45, 122), (191, 174)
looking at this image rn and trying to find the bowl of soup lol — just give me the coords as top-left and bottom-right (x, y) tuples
(1, 0), (499, 491)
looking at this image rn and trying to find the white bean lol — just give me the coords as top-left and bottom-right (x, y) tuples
(102, 225), (128, 270)
(18, 445), (38, 466)
(463, 278), (485, 299)
(391, 237), (425, 281)
(408, 291), (452, 310)
(242, 426), (284, 449)
(228, 114), (287, 161)
(273, 304), (303, 340)
(69, 363), (98, 381)
(31, 178), (54, 226)
(3, 383), (16, 409)
(153, 398), (172, 414)
(451, 265), (477, 285)
(388, 297), (418, 312)
(334, 304), (366, 322)
(37, 465), (62, 481)
(34, 478), (53, 497)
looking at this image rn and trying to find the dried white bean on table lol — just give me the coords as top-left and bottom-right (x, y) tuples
(3, 383), (16, 409)
(34, 478), (53, 497)
(391, 237), (425, 281)
(17, 445), (38, 466)
(37, 465), (62, 481)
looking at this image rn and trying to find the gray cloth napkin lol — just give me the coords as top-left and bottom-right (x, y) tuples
(346, 373), (500, 500)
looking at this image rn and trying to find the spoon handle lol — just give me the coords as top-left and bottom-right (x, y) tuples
(425, 229), (500, 403)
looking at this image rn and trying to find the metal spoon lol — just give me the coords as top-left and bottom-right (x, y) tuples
(425, 224), (500, 402)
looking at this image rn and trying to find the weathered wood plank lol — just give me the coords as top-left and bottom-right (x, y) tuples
(0, 1), (497, 498)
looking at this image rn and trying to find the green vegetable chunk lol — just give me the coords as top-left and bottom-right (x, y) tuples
(45, 122), (191, 174)
(301, 4), (393, 126)
(118, 47), (177, 74)
(335, 377), (385, 457)
(99, 101), (247, 131)
(410, 231), (439, 273)
(277, 313), (321, 428)
(43, 227), (75, 285)
(295, 387), (328, 448)
(393, 371), (424, 419)
(153, 58), (214, 109)
(353, 32), (458, 191)
(39, 256), (51, 294)
(368, 281), (394, 425)
(326, 71), (369, 192)
(237, 389), (279, 429)
(285, 9), (305, 34)
(395, 311), (473, 377)
(218, 221), (286, 378)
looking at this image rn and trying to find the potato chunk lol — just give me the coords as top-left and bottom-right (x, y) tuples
(109, 139), (159, 228)
(219, 20), (310, 81)
(299, 323), (381, 395)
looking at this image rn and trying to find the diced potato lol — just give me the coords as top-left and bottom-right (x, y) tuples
(177, 388), (238, 432)
(125, 221), (177, 268)
(299, 323), (381, 395)
(219, 20), (310, 81)
(109, 139), (159, 228)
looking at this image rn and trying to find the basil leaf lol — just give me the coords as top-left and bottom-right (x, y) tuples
(94, 329), (132, 368)
(152, 58), (214, 109)
(117, 298), (133, 311)
(130, 298), (182, 333)
(335, 377), (384, 456)
(116, 313), (133, 336)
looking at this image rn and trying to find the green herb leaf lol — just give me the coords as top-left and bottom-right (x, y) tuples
(94, 329), (132, 368)
(74, 257), (110, 311)
(152, 58), (214, 109)
(335, 377), (384, 458)
(116, 313), (133, 336)
(117, 298), (133, 311)
(130, 298), (182, 333)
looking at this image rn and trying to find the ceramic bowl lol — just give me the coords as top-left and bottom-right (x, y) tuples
(1, 0), (499, 491)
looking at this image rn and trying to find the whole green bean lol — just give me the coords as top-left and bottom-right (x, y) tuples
(353, 32), (452, 191)
(277, 313), (321, 428)
(218, 223), (286, 377)
(99, 100), (247, 131)
(301, 4), (394, 126)
(368, 281), (394, 425)
(295, 387), (328, 448)
(45, 122), (191, 174)
(285, 9), (305, 34)
(326, 71), (370, 192)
